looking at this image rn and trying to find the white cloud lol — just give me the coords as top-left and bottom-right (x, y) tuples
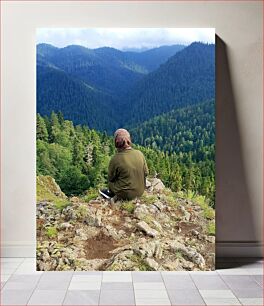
(36, 28), (215, 50)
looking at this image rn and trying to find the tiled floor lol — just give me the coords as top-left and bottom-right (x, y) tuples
(0, 258), (263, 305)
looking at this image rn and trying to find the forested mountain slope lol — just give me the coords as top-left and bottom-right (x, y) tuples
(37, 113), (215, 204)
(123, 43), (215, 125)
(37, 43), (184, 98)
(37, 65), (119, 132)
(37, 42), (214, 134)
(129, 100), (215, 160)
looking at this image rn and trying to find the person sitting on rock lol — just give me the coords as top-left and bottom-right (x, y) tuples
(99, 128), (148, 200)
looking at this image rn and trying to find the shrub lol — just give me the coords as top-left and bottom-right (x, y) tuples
(121, 201), (135, 214)
(140, 193), (158, 205)
(207, 221), (215, 235)
(82, 188), (98, 202)
(46, 227), (57, 238)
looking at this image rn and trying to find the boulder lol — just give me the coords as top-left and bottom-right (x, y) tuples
(169, 241), (205, 269)
(179, 205), (191, 222)
(152, 220), (163, 232)
(152, 178), (165, 192)
(153, 201), (165, 211)
(70, 197), (79, 203)
(154, 242), (163, 259)
(75, 228), (88, 240)
(137, 221), (159, 238)
(59, 222), (73, 230)
(133, 241), (156, 258)
(134, 204), (149, 220)
(146, 179), (152, 188)
(145, 258), (159, 271)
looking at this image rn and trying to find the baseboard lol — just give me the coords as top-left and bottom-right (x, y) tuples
(1, 241), (263, 258)
(216, 242), (263, 258)
(1, 241), (36, 257)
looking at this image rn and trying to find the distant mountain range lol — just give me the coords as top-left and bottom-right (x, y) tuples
(37, 42), (215, 133)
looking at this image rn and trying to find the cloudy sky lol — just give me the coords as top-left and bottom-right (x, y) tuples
(36, 28), (215, 50)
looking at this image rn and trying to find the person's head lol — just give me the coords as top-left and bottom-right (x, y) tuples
(114, 128), (132, 150)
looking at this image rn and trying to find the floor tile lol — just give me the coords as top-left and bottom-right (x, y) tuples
(71, 275), (102, 282)
(203, 298), (241, 305)
(14, 262), (41, 275)
(63, 289), (100, 305)
(231, 288), (263, 298)
(135, 298), (171, 305)
(135, 289), (169, 299)
(217, 268), (250, 275)
(0, 258), (25, 263)
(191, 275), (228, 290)
(1, 262), (21, 269)
(101, 281), (133, 290)
(27, 289), (66, 305)
(23, 258), (36, 263)
(163, 275), (196, 289)
(68, 281), (101, 290)
(99, 289), (135, 305)
(199, 289), (237, 298)
(221, 275), (262, 289)
(74, 271), (102, 275)
(239, 298), (264, 305)
(8, 274), (41, 283)
(134, 282), (166, 290)
(167, 289), (205, 305)
(37, 273), (72, 290)
(245, 269), (263, 275)
(189, 271), (218, 275)
(1, 288), (33, 305)
(252, 275), (264, 287)
(40, 271), (73, 277)
(3, 281), (38, 290)
(132, 271), (163, 282)
(1, 267), (18, 274)
(161, 271), (189, 275)
(1, 275), (11, 282)
(102, 271), (132, 282)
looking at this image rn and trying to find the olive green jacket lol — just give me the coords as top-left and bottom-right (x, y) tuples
(108, 148), (148, 200)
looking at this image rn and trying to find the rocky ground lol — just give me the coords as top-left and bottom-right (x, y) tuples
(36, 176), (215, 271)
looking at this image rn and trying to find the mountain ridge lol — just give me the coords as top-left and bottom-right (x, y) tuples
(37, 42), (215, 133)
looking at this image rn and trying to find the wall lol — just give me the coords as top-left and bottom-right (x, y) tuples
(1, 1), (263, 257)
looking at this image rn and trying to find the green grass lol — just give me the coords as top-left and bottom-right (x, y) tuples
(207, 221), (215, 235)
(37, 176), (69, 209)
(141, 214), (154, 226)
(54, 200), (71, 210)
(121, 201), (135, 214)
(176, 190), (214, 220)
(162, 188), (174, 197)
(76, 205), (88, 218)
(160, 194), (178, 207)
(203, 207), (215, 220)
(140, 193), (158, 205)
(130, 255), (154, 271)
(46, 227), (58, 238)
(175, 251), (183, 260)
(82, 188), (98, 202)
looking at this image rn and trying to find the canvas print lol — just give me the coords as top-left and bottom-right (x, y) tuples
(36, 28), (215, 271)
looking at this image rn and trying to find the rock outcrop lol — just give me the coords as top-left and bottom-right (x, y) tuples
(37, 176), (215, 271)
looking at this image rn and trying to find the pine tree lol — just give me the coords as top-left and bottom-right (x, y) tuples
(37, 114), (48, 142)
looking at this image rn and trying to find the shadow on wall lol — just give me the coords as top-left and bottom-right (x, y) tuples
(215, 35), (260, 265)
